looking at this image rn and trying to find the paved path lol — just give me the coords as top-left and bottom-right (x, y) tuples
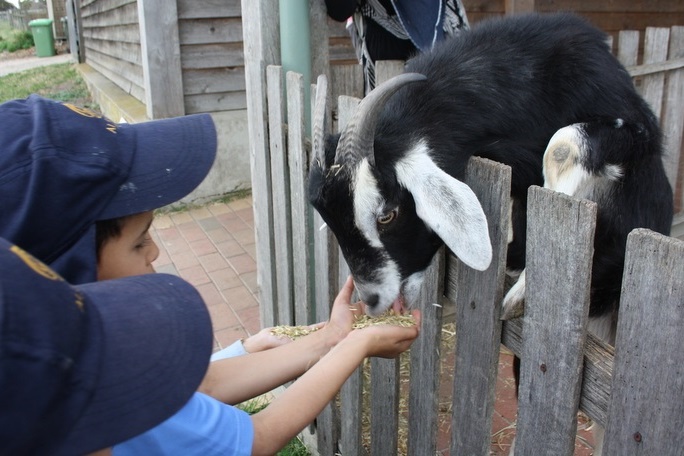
(149, 197), (260, 353)
(0, 52), (72, 77)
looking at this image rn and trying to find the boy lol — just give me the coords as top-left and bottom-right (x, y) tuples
(0, 237), (213, 455)
(95, 211), (291, 355)
(93, 213), (419, 456)
(0, 96), (421, 455)
(0, 94), (217, 284)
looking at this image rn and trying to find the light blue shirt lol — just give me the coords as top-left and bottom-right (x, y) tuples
(113, 392), (254, 456)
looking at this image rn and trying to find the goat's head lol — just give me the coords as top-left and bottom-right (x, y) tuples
(309, 74), (492, 315)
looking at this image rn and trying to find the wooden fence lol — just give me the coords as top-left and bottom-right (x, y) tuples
(0, 10), (28, 30)
(255, 26), (684, 455)
(0, 8), (48, 31)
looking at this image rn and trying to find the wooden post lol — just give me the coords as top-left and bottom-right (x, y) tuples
(604, 230), (684, 455)
(515, 187), (596, 455)
(446, 158), (511, 454)
(449, 157), (511, 455)
(242, 0), (280, 327)
(65, 0), (84, 63)
(137, 0), (184, 118)
(407, 250), (445, 456)
(266, 65), (294, 326)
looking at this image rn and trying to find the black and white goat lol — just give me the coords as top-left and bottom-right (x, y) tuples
(310, 12), (672, 317)
(309, 12), (673, 453)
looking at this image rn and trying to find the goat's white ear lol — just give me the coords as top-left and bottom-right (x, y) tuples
(398, 155), (492, 271)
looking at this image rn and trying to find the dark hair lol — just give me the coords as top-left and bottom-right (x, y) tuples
(95, 217), (126, 261)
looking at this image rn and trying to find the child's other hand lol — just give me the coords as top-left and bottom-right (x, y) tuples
(324, 276), (363, 343)
(243, 327), (293, 353)
(349, 308), (421, 359)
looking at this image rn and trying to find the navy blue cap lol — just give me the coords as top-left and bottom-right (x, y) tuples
(0, 95), (217, 284)
(0, 237), (213, 455)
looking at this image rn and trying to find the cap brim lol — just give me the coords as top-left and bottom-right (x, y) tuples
(55, 273), (213, 455)
(100, 114), (217, 220)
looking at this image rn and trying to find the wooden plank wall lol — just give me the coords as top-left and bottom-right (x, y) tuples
(79, 0), (246, 115)
(79, 0), (145, 104)
(464, 0), (684, 45)
(329, 1), (684, 62)
(77, 0), (683, 117)
(177, 0), (246, 114)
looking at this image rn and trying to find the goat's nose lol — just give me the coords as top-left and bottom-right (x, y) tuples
(364, 293), (379, 308)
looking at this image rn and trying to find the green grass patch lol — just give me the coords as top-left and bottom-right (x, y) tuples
(0, 27), (33, 53)
(0, 62), (97, 109)
(154, 189), (252, 215)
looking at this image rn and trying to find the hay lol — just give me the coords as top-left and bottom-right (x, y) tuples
(270, 325), (319, 339)
(352, 313), (416, 329)
(270, 314), (417, 339)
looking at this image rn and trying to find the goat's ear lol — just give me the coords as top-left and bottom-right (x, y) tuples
(398, 159), (492, 271)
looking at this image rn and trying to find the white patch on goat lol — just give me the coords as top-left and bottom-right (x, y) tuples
(587, 311), (618, 345)
(353, 158), (384, 248)
(544, 125), (624, 201)
(354, 261), (403, 315)
(543, 126), (591, 196)
(402, 271), (425, 308)
(502, 268), (526, 315)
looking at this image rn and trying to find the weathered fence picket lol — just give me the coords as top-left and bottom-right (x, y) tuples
(255, 25), (684, 455)
(604, 230), (684, 455)
(449, 157), (511, 455)
(336, 94), (364, 456)
(266, 65), (293, 327)
(515, 188), (596, 454)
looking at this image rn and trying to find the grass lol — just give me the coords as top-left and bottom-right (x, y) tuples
(155, 188), (253, 215)
(238, 396), (311, 456)
(0, 62), (98, 108)
(0, 24), (33, 53)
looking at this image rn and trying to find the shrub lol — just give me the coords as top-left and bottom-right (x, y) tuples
(0, 29), (34, 53)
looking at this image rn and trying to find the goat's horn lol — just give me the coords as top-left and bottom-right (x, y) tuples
(335, 72), (427, 167)
(311, 74), (328, 170)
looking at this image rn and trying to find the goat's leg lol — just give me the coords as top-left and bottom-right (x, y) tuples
(502, 269), (526, 319)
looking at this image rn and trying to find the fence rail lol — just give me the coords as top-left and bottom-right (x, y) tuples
(256, 25), (684, 455)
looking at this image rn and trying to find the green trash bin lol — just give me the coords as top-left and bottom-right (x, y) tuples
(29, 18), (55, 58)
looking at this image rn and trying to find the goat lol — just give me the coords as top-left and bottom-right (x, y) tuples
(310, 11), (672, 315)
(309, 12), (673, 454)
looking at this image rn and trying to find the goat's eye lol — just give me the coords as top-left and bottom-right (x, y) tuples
(377, 210), (397, 225)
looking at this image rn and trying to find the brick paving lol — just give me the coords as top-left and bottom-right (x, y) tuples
(150, 195), (595, 455)
(151, 197), (260, 354)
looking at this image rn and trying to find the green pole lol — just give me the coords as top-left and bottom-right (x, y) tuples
(279, 0), (312, 135)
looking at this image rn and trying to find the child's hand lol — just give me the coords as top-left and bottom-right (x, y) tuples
(242, 327), (293, 353)
(349, 309), (421, 359)
(323, 276), (363, 342)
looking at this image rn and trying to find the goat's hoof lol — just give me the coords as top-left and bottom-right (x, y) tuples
(501, 300), (524, 320)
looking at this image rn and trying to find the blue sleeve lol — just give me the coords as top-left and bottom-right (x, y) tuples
(112, 392), (254, 456)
